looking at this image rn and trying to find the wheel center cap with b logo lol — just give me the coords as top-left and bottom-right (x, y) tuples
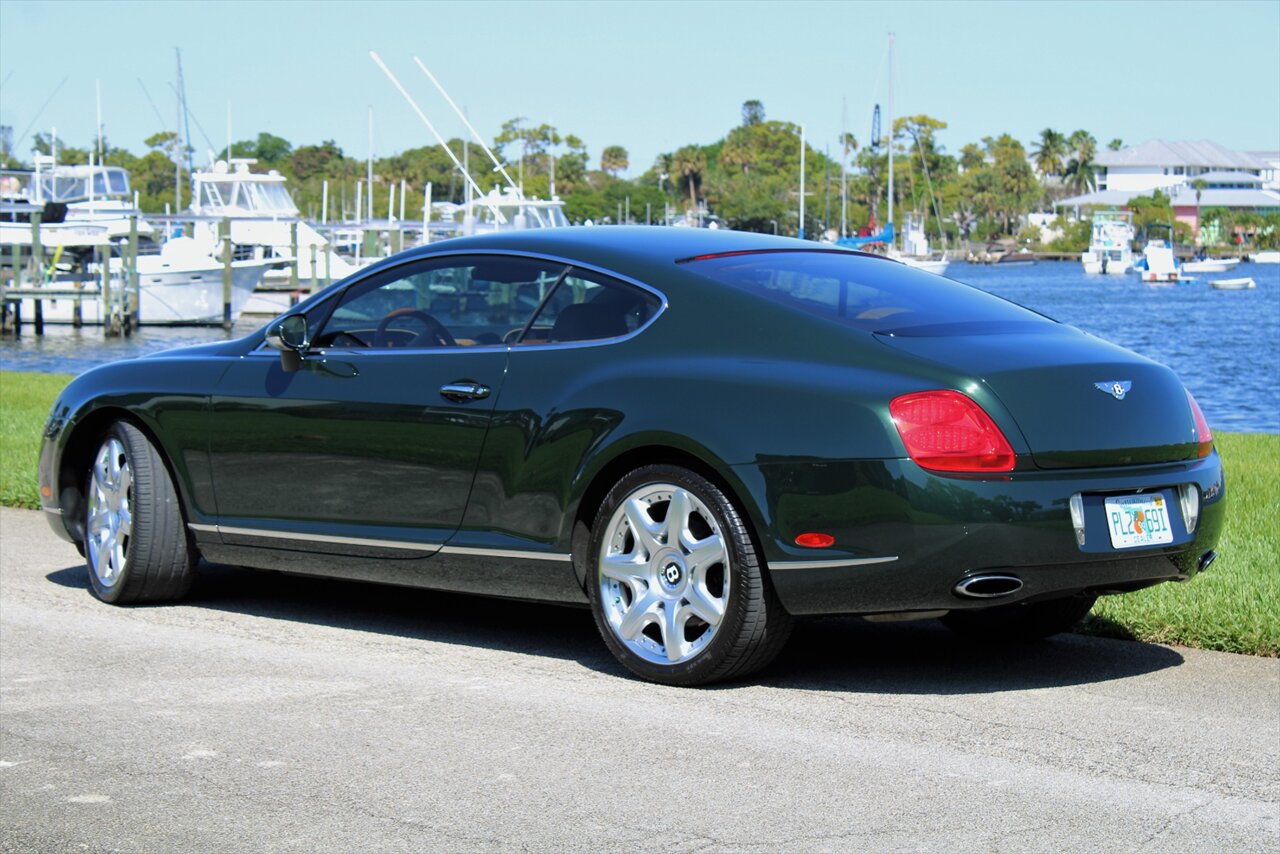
(653, 549), (686, 589)
(663, 561), (683, 585)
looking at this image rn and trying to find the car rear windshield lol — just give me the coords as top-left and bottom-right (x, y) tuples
(681, 250), (1053, 336)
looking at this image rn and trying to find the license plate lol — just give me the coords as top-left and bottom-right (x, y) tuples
(1105, 494), (1174, 549)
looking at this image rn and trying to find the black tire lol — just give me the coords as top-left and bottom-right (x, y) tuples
(586, 464), (792, 686)
(939, 595), (1097, 642)
(84, 421), (197, 604)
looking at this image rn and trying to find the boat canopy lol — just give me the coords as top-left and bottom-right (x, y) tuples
(192, 160), (298, 217)
(463, 188), (569, 229)
(1, 166), (131, 203)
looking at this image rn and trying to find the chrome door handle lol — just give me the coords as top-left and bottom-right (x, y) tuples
(440, 381), (491, 401)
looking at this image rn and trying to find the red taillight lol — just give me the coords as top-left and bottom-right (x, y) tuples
(1186, 390), (1214, 458)
(794, 532), (835, 548)
(889, 390), (1016, 473)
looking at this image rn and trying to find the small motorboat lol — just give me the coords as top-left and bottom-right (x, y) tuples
(1210, 277), (1256, 290)
(1183, 257), (1241, 274)
(1249, 250), (1278, 264)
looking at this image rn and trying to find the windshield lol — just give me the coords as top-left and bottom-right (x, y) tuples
(250, 182), (296, 212)
(682, 250), (1053, 336)
(199, 179), (295, 214)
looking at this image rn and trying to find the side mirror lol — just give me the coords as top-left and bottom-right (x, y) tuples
(265, 314), (309, 372)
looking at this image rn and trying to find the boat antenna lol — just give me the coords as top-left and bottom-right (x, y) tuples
(95, 79), (104, 163)
(368, 52), (493, 209)
(174, 49), (183, 212)
(412, 57), (521, 195)
(13, 76), (67, 153)
(886, 32), (895, 247)
(136, 78), (168, 131)
(167, 81), (218, 158)
(367, 105), (374, 221)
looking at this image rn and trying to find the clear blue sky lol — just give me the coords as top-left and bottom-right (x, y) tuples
(2, 0), (1277, 176)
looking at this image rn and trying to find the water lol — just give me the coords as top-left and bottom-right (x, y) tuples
(949, 261), (1279, 434)
(2, 261), (1277, 433)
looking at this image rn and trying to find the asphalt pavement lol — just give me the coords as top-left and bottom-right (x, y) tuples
(1, 506), (1277, 852)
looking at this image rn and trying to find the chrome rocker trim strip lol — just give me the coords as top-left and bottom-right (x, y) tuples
(439, 545), (572, 562)
(770, 556), (899, 571)
(191, 523), (439, 553)
(188, 523), (572, 562)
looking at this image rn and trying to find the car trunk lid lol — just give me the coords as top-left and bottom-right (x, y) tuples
(875, 323), (1199, 468)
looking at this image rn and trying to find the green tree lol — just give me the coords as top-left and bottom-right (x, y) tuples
(1108, 138), (1124, 151)
(31, 132), (89, 165)
(1063, 130), (1097, 193)
(719, 127), (756, 175)
(221, 132), (292, 166)
(1031, 128), (1067, 176)
(671, 144), (707, 213)
(600, 145), (629, 177)
(1191, 178), (1207, 244)
(290, 140), (345, 181)
(741, 99), (765, 126)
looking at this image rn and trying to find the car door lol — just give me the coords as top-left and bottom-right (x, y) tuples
(206, 253), (567, 554)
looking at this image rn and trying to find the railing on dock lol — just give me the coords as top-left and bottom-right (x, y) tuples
(1, 205), (140, 337)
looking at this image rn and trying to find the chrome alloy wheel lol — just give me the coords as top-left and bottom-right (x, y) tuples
(87, 437), (132, 588)
(598, 484), (730, 665)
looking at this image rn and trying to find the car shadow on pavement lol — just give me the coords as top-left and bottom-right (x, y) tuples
(47, 563), (1184, 694)
(760, 616), (1184, 694)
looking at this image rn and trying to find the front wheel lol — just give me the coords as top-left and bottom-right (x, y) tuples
(586, 464), (792, 686)
(939, 595), (1097, 642)
(85, 421), (197, 604)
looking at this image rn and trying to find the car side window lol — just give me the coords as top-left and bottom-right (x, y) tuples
(314, 256), (567, 349)
(518, 268), (660, 345)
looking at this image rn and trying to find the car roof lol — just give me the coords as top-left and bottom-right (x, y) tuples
(403, 226), (869, 272)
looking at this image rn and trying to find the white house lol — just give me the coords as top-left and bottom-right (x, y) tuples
(1056, 140), (1280, 226)
(1248, 150), (1280, 191)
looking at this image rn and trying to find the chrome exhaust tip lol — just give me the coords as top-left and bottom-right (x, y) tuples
(953, 574), (1024, 599)
(1198, 550), (1218, 573)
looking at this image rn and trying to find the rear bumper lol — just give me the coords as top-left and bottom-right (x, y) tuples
(737, 451), (1225, 616)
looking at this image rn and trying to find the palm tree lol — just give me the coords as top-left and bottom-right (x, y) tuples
(1063, 155), (1097, 194)
(1031, 128), (1066, 176)
(1068, 130), (1097, 163)
(600, 145), (629, 177)
(1192, 178), (1208, 245)
(1064, 130), (1098, 194)
(719, 127), (755, 175)
(671, 145), (706, 213)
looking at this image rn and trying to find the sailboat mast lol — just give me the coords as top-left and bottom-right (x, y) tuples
(413, 58), (520, 195)
(367, 106), (374, 221)
(174, 49), (183, 212)
(886, 32), (894, 246)
(95, 80), (103, 163)
(176, 49), (193, 203)
(798, 124), (805, 240)
(840, 97), (848, 238)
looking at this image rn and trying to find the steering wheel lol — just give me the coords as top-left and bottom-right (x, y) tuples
(373, 308), (456, 348)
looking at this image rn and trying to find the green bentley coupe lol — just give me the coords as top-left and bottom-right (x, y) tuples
(38, 228), (1224, 685)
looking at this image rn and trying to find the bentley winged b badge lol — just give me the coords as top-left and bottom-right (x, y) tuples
(1095, 380), (1132, 400)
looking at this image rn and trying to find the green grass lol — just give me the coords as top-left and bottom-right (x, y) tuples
(0, 370), (73, 509)
(2, 369), (1276, 656)
(1081, 431), (1279, 656)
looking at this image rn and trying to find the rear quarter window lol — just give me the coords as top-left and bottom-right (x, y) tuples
(681, 250), (1053, 336)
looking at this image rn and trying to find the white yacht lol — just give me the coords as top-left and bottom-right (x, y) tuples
(452, 186), (569, 234)
(1182, 257), (1241, 274)
(1080, 211), (1134, 275)
(1134, 226), (1183, 283)
(190, 159), (358, 287)
(891, 213), (949, 275)
(1, 159), (153, 241)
